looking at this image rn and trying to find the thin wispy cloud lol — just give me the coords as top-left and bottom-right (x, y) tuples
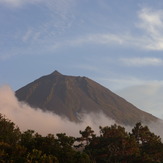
(0, 0), (42, 7)
(138, 8), (163, 50)
(2, 3), (163, 63)
(138, 8), (163, 37)
(22, 29), (34, 42)
(21, 0), (74, 42)
(64, 33), (124, 47)
(98, 76), (156, 91)
(120, 57), (163, 67)
(66, 7), (163, 51)
(0, 0), (76, 61)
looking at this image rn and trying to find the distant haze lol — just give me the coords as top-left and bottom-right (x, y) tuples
(117, 83), (163, 119)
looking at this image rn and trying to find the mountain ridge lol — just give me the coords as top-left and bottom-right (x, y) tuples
(15, 71), (158, 125)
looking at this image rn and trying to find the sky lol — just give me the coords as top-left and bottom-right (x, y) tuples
(0, 0), (163, 118)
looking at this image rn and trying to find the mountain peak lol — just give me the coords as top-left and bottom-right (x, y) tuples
(51, 70), (63, 76)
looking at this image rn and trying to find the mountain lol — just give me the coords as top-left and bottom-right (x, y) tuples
(15, 71), (158, 125)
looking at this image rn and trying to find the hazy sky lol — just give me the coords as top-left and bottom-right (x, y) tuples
(1, 0), (163, 118)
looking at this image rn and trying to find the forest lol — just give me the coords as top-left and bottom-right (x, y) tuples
(0, 113), (163, 163)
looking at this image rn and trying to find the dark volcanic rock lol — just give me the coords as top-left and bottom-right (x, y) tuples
(16, 71), (158, 125)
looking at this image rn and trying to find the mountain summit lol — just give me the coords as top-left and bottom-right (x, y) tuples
(51, 70), (63, 76)
(15, 71), (157, 125)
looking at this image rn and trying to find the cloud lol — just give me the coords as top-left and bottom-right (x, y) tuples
(138, 8), (163, 36)
(0, 0), (76, 61)
(0, 85), (116, 136)
(1, 85), (163, 140)
(2, 5), (163, 63)
(116, 81), (163, 139)
(69, 8), (163, 51)
(0, 0), (42, 7)
(120, 57), (163, 67)
(57, 33), (142, 50)
(97, 75), (154, 91)
(137, 8), (163, 50)
(22, 29), (35, 42)
(72, 34), (124, 45)
(117, 82), (163, 119)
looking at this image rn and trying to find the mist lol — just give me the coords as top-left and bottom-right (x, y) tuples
(0, 85), (116, 136)
(117, 83), (163, 119)
(0, 85), (163, 140)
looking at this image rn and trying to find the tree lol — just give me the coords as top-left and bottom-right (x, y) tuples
(76, 126), (95, 148)
(0, 113), (21, 144)
(56, 133), (76, 163)
(73, 151), (91, 163)
(85, 124), (139, 163)
(20, 129), (36, 151)
(1, 113), (163, 163)
(131, 122), (163, 162)
(35, 133), (60, 156)
(27, 149), (59, 163)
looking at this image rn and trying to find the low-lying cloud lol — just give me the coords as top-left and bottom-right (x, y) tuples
(0, 85), (116, 136)
(0, 85), (163, 140)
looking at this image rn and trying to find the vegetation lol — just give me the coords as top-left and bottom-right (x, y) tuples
(0, 113), (163, 163)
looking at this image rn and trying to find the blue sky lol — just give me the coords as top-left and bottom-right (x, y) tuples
(1, 0), (163, 118)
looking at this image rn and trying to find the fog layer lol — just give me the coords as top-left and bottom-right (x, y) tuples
(0, 85), (116, 136)
(1, 85), (163, 140)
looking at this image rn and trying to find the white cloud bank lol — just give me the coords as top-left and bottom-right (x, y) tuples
(0, 85), (163, 139)
(0, 85), (116, 136)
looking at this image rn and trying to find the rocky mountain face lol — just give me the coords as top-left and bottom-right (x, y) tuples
(15, 71), (158, 125)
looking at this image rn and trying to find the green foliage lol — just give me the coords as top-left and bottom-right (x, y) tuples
(83, 124), (139, 163)
(76, 126), (95, 148)
(0, 113), (163, 162)
(73, 152), (92, 163)
(27, 149), (59, 163)
(0, 113), (21, 144)
(131, 122), (163, 162)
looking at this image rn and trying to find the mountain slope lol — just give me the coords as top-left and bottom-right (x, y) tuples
(15, 71), (158, 125)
